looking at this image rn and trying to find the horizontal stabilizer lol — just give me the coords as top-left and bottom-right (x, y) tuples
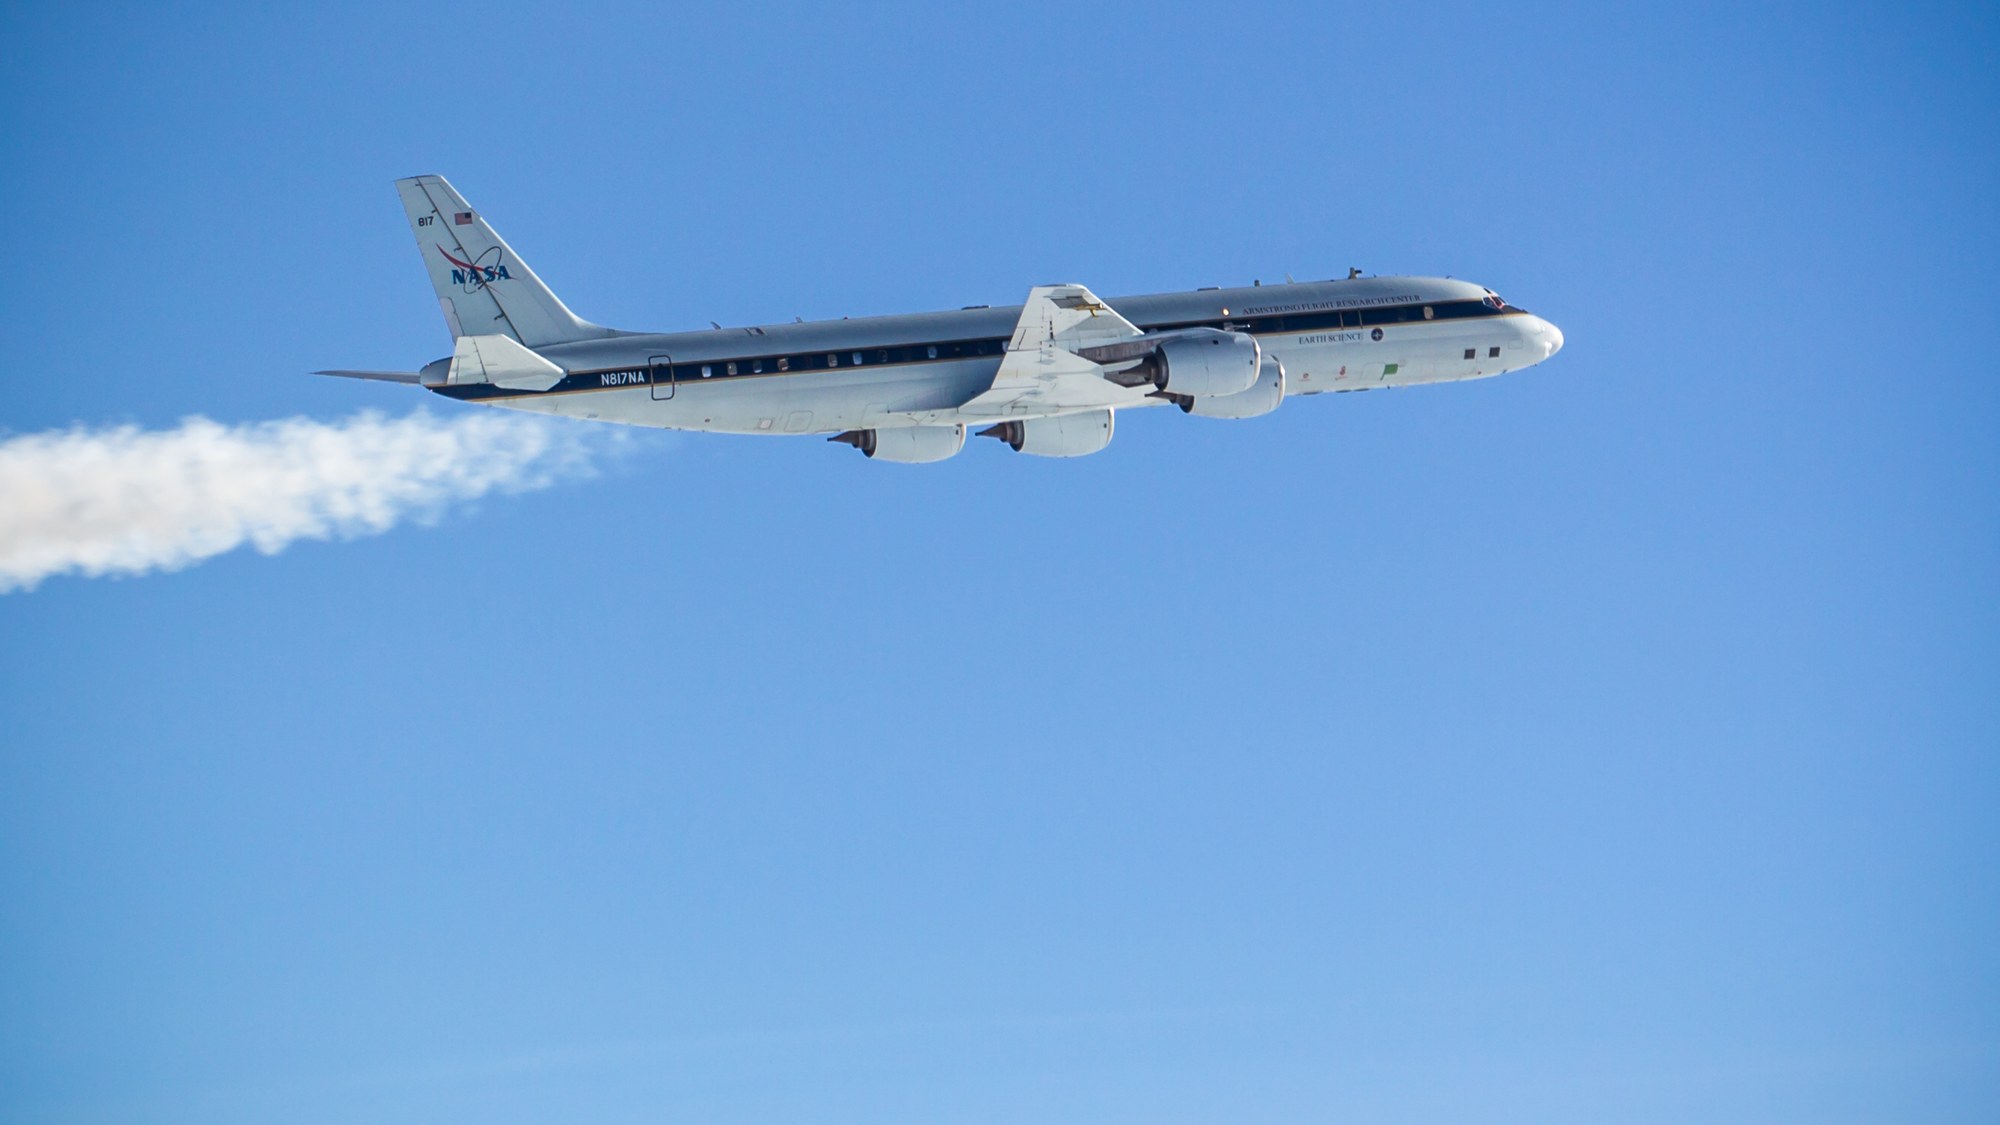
(311, 369), (422, 384)
(448, 333), (566, 392)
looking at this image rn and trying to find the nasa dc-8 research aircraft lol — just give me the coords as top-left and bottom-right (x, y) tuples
(317, 175), (1564, 461)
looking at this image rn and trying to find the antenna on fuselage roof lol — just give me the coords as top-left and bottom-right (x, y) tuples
(1348, 267), (1363, 279)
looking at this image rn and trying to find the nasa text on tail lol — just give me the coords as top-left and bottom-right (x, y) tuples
(316, 175), (1564, 463)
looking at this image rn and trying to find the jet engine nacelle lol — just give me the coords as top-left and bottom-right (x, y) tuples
(830, 424), (965, 463)
(1155, 328), (1261, 398)
(979, 410), (1115, 458)
(1180, 354), (1286, 419)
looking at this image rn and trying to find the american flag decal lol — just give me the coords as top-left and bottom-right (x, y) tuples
(453, 211), (474, 225)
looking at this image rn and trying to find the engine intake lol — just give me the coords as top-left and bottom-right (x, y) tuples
(1176, 354), (1286, 419)
(1154, 329), (1261, 398)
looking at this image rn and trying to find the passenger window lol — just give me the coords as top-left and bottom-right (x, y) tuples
(852, 352), (864, 365)
(752, 359), (763, 374)
(777, 357), (789, 372)
(926, 345), (938, 359)
(701, 364), (712, 377)
(1464, 348), (1476, 360)
(726, 362), (737, 376)
(1489, 346), (1501, 358)
(1424, 306), (1435, 320)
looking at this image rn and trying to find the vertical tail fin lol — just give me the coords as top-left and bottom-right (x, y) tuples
(395, 175), (615, 347)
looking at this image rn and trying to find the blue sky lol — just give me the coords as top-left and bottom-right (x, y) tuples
(2, 1), (1996, 1121)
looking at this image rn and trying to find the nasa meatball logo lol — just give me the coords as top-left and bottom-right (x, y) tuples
(436, 244), (513, 293)
(1370, 327), (1384, 341)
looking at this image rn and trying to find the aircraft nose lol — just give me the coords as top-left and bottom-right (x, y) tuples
(1528, 315), (1563, 358)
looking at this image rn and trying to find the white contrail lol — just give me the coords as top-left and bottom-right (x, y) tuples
(0, 410), (594, 593)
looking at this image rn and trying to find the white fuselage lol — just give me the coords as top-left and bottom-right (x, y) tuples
(425, 275), (1564, 434)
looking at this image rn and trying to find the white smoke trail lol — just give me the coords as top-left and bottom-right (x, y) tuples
(0, 410), (595, 593)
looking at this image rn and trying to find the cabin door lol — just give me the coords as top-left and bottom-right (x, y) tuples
(649, 354), (675, 400)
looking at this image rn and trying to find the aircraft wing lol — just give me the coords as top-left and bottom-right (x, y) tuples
(956, 284), (1159, 418)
